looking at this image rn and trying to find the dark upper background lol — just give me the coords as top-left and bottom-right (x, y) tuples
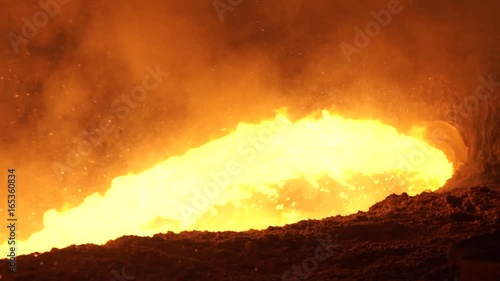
(0, 0), (498, 240)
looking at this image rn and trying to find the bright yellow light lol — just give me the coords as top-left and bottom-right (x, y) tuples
(2, 110), (453, 255)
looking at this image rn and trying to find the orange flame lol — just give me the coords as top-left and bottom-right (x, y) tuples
(2, 110), (453, 255)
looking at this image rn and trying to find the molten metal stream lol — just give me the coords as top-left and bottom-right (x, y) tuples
(2, 110), (453, 255)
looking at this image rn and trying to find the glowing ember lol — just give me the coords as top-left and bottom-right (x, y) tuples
(2, 110), (453, 255)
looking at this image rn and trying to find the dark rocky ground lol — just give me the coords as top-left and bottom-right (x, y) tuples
(1, 184), (499, 281)
(1, 1), (500, 280)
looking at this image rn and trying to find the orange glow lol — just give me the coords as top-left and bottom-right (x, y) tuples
(2, 110), (453, 255)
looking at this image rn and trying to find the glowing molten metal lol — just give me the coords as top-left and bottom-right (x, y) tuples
(2, 110), (453, 255)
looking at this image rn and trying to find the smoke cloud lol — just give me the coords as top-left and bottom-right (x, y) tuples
(0, 0), (498, 240)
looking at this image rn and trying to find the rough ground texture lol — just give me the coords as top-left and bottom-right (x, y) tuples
(1, 0), (500, 280)
(1, 185), (499, 281)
